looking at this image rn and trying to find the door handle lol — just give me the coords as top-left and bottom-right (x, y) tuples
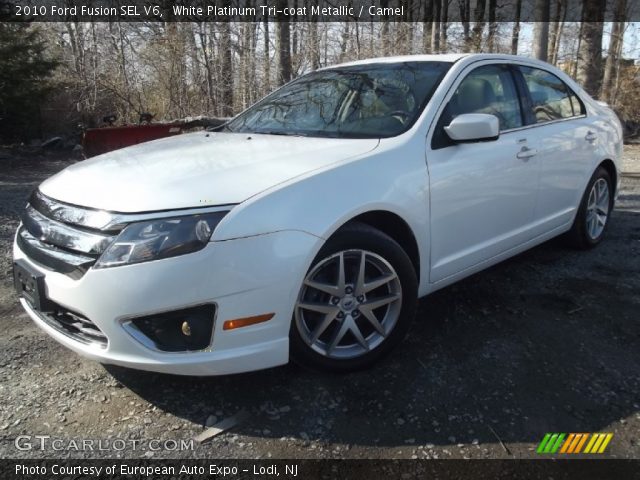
(585, 131), (597, 142)
(517, 146), (537, 160)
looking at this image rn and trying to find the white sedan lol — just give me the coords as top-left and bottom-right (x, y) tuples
(13, 54), (622, 375)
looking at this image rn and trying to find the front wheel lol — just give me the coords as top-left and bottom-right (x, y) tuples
(565, 166), (614, 249)
(290, 222), (417, 372)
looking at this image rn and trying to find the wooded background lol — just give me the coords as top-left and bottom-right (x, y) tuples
(1, 0), (638, 142)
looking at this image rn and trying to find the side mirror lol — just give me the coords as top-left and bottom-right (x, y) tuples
(444, 113), (500, 143)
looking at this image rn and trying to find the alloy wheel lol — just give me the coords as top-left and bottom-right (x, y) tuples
(295, 249), (402, 360)
(585, 178), (610, 240)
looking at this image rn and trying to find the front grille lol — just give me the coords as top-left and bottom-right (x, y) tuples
(17, 228), (97, 279)
(30, 302), (108, 348)
(18, 191), (120, 279)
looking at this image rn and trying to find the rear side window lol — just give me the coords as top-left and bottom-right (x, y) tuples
(519, 66), (585, 123)
(569, 91), (586, 116)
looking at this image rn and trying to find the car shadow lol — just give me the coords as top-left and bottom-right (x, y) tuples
(105, 209), (640, 449)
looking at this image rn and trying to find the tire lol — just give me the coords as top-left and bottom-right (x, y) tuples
(290, 222), (418, 372)
(565, 166), (614, 249)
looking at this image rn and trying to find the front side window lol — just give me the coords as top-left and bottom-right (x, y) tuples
(448, 64), (523, 131)
(519, 66), (584, 122)
(226, 61), (451, 139)
(431, 64), (522, 149)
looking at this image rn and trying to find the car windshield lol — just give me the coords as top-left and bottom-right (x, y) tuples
(225, 61), (451, 139)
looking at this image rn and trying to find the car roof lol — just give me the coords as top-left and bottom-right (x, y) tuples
(323, 53), (470, 69)
(322, 53), (556, 70)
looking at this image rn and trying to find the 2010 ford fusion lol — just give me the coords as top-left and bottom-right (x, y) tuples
(13, 54), (622, 375)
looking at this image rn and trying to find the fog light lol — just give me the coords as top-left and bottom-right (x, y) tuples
(181, 321), (192, 336)
(126, 304), (215, 352)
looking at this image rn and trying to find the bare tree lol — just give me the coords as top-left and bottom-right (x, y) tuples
(422, 0), (433, 53)
(573, 21), (583, 78)
(440, 0), (448, 51)
(239, 23), (254, 109)
(197, 23), (214, 113)
(432, 0), (441, 53)
(548, 0), (567, 65)
(339, 23), (349, 61)
(532, 0), (551, 61)
(397, 0), (416, 54)
(487, 0), (498, 52)
(263, 19), (271, 94)
(459, 0), (471, 48)
(309, 20), (320, 70)
(577, 0), (605, 96)
(601, 0), (627, 102)
(511, 0), (522, 54)
(471, 0), (486, 52)
(609, 24), (628, 106)
(275, 0), (292, 85)
(219, 21), (234, 116)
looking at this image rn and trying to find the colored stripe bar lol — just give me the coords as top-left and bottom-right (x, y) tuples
(592, 433), (607, 453)
(569, 433), (582, 453)
(597, 433), (613, 454)
(586, 433), (604, 453)
(538, 432), (613, 454)
(584, 433), (599, 453)
(550, 433), (566, 453)
(574, 433), (589, 453)
(537, 433), (552, 454)
(544, 434), (560, 453)
(560, 434), (575, 454)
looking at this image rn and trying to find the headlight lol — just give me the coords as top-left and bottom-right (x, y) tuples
(95, 212), (228, 268)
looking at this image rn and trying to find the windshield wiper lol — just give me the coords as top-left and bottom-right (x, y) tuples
(255, 130), (310, 137)
(206, 123), (233, 133)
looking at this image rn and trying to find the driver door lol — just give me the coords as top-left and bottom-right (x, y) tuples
(427, 63), (539, 283)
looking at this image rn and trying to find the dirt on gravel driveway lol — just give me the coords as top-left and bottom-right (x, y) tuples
(0, 146), (638, 460)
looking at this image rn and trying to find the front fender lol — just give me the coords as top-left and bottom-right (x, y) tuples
(212, 141), (431, 288)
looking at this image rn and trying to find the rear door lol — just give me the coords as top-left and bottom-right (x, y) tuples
(427, 63), (539, 283)
(515, 66), (595, 232)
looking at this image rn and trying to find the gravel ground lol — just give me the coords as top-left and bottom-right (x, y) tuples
(0, 146), (639, 460)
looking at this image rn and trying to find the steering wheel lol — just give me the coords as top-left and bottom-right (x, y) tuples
(388, 110), (410, 125)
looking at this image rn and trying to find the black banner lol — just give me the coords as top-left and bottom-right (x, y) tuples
(2, 459), (640, 480)
(2, 0), (640, 22)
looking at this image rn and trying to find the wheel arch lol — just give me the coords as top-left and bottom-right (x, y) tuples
(332, 210), (421, 282)
(598, 158), (618, 196)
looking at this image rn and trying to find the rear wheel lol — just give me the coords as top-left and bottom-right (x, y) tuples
(290, 222), (417, 372)
(565, 166), (613, 248)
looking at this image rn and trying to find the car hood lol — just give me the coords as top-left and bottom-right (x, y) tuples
(39, 132), (380, 212)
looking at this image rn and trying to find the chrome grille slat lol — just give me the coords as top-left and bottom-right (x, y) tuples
(19, 192), (117, 279)
(65, 313), (94, 326)
(21, 205), (114, 255)
(66, 321), (104, 337)
(17, 228), (95, 279)
(27, 302), (108, 349)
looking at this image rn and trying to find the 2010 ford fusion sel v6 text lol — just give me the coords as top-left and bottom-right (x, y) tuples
(13, 54), (622, 375)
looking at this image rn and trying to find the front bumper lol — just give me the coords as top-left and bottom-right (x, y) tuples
(13, 230), (320, 375)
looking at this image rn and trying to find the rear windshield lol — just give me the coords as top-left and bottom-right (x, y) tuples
(226, 61), (451, 139)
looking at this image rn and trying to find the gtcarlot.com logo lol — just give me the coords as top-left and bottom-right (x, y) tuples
(536, 432), (613, 454)
(14, 435), (194, 452)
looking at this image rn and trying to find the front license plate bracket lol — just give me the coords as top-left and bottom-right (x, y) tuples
(13, 259), (54, 312)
